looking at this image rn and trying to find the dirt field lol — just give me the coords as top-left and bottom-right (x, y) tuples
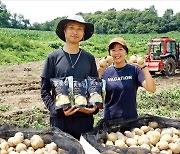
(0, 61), (180, 126)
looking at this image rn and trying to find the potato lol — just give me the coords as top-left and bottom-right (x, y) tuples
(161, 128), (173, 137)
(105, 140), (114, 146)
(107, 132), (118, 142)
(115, 131), (124, 138)
(133, 135), (139, 141)
(132, 128), (144, 136)
(0, 141), (9, 150)
(151, 146), (160, 154)
(30, 135), (44, 150)
(15, 143), (27, 152)
(19, 151), (28, 154)
(114, 140), (127, 148)
(7, 147), (15, 153)
(58, 148), (66, 154)
(56, 94), (70, 106)
(172, 128), (180, 136)
(27, 147), (35, 153)
(7, 137), (15, 147)
(13, 133), (24, 145)
(140, 143), (151, 151)
(137, 136), (150, 146)
(149, 131), (161, 145)
(172, 135), (180, 142)
(160, 134), (173, 143)
(0, 138), (6, 143)
(140, 126), (150, 133)
(45, 142), (58, 152)
(99, 58), (108, 68)
(124, 130), (134, 138)
(106, 56), (113, 66)
(23, 139), (31, 147)
(14, 132), (24, 137)
(156, 141), (169, 150)
(0, 149), (8, 154)
(169, 143), (180, 154)
(154, 128), (161, 133)
(137, 56), (144, 65)
(74, 95), (87, 105)
(129, 55), (137, 63)
(126, 138), (137, 147)
(89, 92), (103, 103)
(148, 121), (159, 129)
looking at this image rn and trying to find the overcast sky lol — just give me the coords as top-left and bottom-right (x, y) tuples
(2, 0), (180, 24)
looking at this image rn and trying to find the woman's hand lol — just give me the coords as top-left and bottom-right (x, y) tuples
(63, 106), (80, 116)
(98, 66), (107, 78)
(78, 105), (98, 114)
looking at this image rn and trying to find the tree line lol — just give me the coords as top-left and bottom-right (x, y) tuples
(0, 1), (180, 34)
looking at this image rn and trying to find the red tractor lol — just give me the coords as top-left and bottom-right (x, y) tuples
(145, 36), (180, 76)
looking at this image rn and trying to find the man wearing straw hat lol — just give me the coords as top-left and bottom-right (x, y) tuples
(41, 14), (99, 140)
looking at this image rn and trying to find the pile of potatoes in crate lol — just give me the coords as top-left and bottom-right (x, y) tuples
(0, 132), (65, 154)
(101, 121), (180, 154)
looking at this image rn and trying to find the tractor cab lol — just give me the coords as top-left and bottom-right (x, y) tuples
(145, 36), (180, 76)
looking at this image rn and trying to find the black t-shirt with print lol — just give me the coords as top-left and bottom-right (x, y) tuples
(41, 48), (98, 117)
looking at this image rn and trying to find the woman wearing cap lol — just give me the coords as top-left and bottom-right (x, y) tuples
(99, 37), (156, 120)
(41, 15), (99, 140)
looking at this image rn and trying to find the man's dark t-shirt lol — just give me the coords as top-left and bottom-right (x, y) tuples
(41, 48), (98, 118)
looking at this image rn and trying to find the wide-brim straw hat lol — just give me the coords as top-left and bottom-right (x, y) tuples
(56, 15), (94, 42)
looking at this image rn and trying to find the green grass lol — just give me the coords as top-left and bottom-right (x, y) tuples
(1, 28), (180, 65)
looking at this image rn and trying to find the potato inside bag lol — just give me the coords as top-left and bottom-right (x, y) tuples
(73, 79), (87, 108)
(87, 76), (106, 108)
(50, 77), (73, 109)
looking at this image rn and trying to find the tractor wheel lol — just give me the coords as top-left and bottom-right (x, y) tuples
(162, 57), (176, 76)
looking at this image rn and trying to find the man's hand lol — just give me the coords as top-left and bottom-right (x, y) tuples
(63, 106), (80, 116)
(78, 105), (98, 114)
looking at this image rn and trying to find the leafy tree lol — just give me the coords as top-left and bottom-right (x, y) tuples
(0, 1), (11, 27)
